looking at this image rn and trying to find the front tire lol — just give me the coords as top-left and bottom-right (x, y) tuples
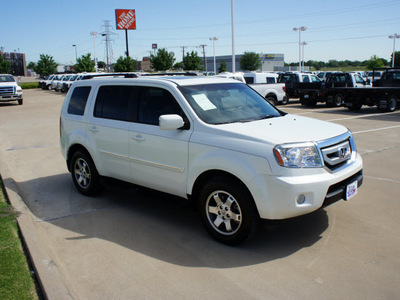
(70, 151), (101, 196)
(198, 176), (259, 245)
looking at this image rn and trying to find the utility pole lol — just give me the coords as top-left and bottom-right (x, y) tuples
(199, 44), (207, 72)
(101, 20), (117, 72)
(90, 31), (98, 72)
(389, 33), (400, 67)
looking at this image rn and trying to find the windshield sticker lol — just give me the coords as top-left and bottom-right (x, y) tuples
(192, 94), (217, 111)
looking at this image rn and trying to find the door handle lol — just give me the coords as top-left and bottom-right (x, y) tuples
(88, 126), (99, 133)
(132, 134), (145, 142)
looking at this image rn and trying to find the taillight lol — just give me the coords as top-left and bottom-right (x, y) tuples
(283, 86), (286, 92)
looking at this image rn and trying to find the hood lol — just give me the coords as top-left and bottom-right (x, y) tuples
(215, 114), (348, 145)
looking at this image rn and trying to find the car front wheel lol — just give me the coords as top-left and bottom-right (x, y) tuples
(199, 176), (259, 245)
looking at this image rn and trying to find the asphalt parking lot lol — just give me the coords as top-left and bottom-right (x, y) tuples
(1, 89), (399, 299)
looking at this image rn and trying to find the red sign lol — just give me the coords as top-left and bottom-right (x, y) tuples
(152, 44), (157, 49)
(115, 9), (136, 30)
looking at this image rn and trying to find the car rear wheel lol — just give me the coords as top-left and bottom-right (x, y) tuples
(199, 176), (259, 245)
(70, 151), (101, 196)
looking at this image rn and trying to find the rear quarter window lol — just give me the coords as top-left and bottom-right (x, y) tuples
(67, 86), (91, 116)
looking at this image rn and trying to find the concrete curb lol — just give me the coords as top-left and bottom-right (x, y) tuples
(0, 156), (74, 300)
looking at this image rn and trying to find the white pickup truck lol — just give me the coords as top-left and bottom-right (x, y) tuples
(60, 75), (363, 245)
(216, 72), (288, 105)
(0, 74), (23, 105)
(243, 72), (288, 105)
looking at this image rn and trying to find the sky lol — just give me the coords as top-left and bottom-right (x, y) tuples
(2, 0), (400, 66)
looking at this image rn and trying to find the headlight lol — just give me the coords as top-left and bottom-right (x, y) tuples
(273, 142), (322, 168)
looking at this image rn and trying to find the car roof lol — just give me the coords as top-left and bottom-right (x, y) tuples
(75, 76), (240, 87)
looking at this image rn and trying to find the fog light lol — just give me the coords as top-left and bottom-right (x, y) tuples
(296, 194), (306, 205)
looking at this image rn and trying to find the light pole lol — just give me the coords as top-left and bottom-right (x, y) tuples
(90, 31), (98, 72)
(389, 33), (400, 68)
(210, 37), (218, 74)
(301, 41), (307, 72)
(72, 44), (77, 64)
(231, 0), (235, 73)
(293, 26), (307, 72)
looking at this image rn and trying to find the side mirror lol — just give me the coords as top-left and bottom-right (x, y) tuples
(159, 114), (185, 130)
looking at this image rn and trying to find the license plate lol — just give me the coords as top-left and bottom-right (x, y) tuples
(304, 95), (309, 99)
(346, 181), (358, 200)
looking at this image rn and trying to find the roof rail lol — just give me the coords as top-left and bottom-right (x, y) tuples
(141, 72), (199, 77)
(81, 73), (139, 80)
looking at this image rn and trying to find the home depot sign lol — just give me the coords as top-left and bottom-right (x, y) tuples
(115, 9), (136, 30)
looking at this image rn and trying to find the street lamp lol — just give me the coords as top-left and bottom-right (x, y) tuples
(90, 31), (98, 72)
(301, 41), (307, 72)
(293, 26), (307, 72)
(388, 33), (400, 68)
(72, 44), (77, 64)
(209, 37), (218, 74)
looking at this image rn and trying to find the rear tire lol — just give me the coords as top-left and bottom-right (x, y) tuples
(333, 94), (343, 107)
(70, 151), (101, 196)
(198, 176), (259, 245)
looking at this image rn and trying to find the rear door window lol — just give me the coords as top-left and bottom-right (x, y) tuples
(67, 86), (91, 116)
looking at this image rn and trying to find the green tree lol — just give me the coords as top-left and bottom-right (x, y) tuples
(150, 48), (175, 71)
(173, 61), (184, 70)
(0, 54), (11, 74)
(240, 52), (261, 71)
(390, 51), (400, 67)
(366, 55), (384, 70)
(33, 54), (57, 77)
(183, 51), (203, 71)
(27, 62), (36, 70)
(75, 53), (95, 72)
(97, 61), (106, 69)
(114, 56), (137, 72)
(218, 61), (228, 73)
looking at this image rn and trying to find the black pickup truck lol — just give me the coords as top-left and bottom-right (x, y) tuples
(295, 68), (400, 112)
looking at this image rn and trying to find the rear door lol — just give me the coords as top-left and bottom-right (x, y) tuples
(86, 85), (136, 182)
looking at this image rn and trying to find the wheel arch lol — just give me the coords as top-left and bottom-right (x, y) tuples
(189, 169), (254, 209)
(66, 144), (92, 172)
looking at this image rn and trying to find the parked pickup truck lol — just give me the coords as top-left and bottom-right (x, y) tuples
(244, 72), (288, 105)
(278, 72), (321, 99)
(60, 74), (363, 245)
(0, 74), (23, 105)
(298, 72), (371, 107)
(297, 69), (400, 111)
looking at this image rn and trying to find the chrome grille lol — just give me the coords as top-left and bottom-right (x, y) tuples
(320, 139), (352, 171)
(0, 86), (15, 95)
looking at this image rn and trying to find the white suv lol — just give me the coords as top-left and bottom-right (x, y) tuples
(60, 75), (363, 245)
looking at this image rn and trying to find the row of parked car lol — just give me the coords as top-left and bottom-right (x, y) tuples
(38, 73), (107, 93)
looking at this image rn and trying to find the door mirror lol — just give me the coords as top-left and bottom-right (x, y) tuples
(159, 114), (185, 130)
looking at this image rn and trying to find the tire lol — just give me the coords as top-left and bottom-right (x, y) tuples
(267, 95), (278, 105)
(70, 151), (101, 196)
(333, 94), (343, 107)
(347, 101), (362, 111)
(18, 98), (23, 105)
(380, 96), (397, 112)
(280, 96), (289, 105)
(198, 176), (259, 245)
(325, 95), (334, 107)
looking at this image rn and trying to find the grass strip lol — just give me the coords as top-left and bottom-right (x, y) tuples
(0, 178), (39, 300)
(19, 82), (39, 89)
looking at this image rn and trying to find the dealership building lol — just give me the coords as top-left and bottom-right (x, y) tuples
(204, 53), (284, 73)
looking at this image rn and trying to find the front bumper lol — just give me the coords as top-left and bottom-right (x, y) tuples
(248, 154), (363, 220)
(0, 93), (23, 102)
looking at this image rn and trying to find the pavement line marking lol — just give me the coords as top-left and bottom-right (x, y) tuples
(364, 175), (400, 184)
(326, 111), (400, 122)
(352, 125), (400, 134)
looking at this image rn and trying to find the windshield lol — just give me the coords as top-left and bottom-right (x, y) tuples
(179, 83), (282, 125)
(0, 75), (15, 82)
